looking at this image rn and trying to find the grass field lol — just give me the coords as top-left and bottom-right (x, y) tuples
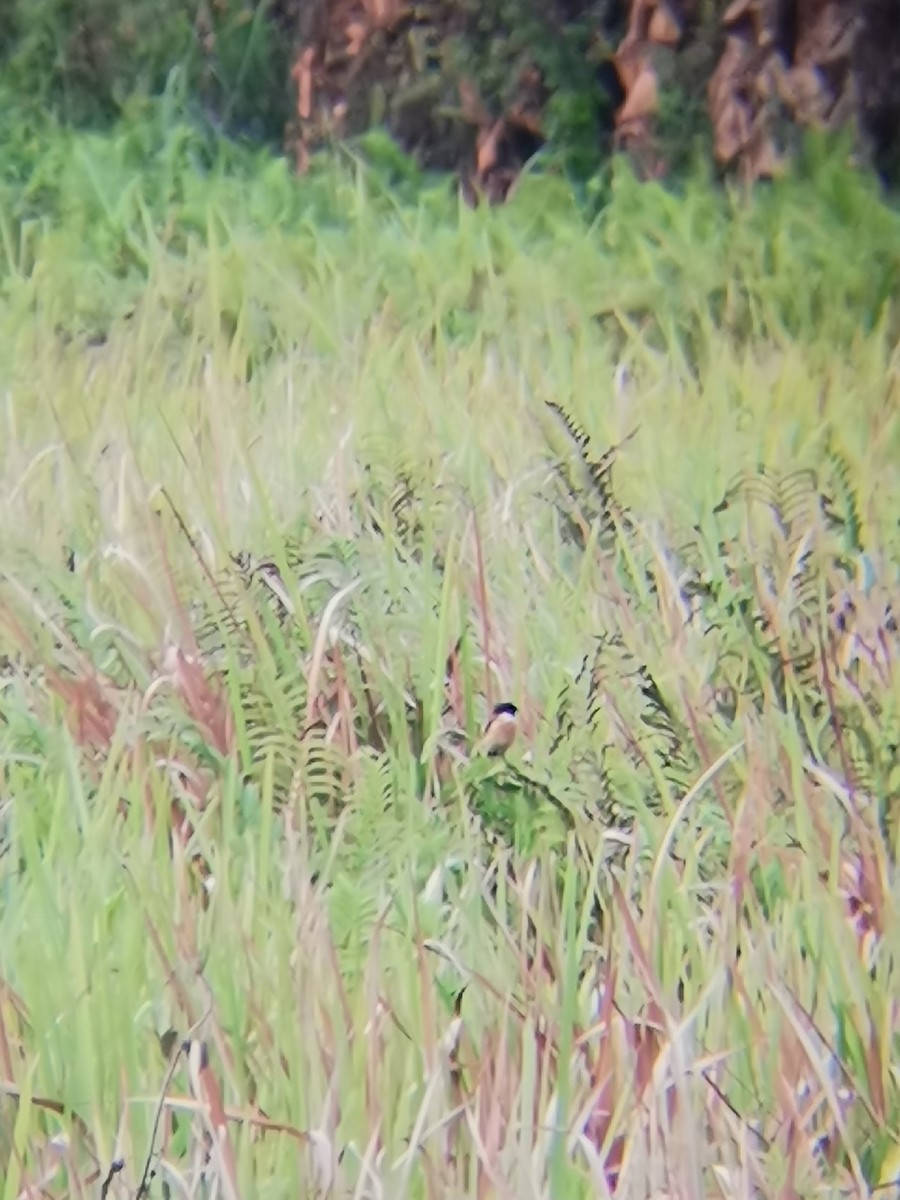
(1, 104), (899, 1199)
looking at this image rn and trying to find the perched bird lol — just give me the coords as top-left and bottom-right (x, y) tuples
(477, 701), (519, 758)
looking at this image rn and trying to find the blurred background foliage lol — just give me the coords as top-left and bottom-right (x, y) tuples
(1, 0), (898, 197)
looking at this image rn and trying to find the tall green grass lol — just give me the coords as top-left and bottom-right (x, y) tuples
(1, 104), (899, 1198)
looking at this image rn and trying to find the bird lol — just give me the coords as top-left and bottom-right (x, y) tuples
(476, 701), (519, 758)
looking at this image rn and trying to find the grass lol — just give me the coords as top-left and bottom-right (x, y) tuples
(0, 99), (899, 1198)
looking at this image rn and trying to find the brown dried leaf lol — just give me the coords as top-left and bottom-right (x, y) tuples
(46, 669), (120, 751)
(459, 78), (490, 127)
(708, 35), (749, 111)
(618, 64), (659, 124)
(742, 129), (784, 180)
(713, 96), (752, 162)
(508, 104), (543, 137)
(345, 20), (367, 56)
(708, 34), (756, 163)
(614, 40), (646, 93)
(722, 0), (756, 25)
(476, 119), (505, 183)
(186, 1040), (242, 1200)
(444, 636), (464, 726)
(794, 0), (856, 66)
(291, 47), (315, 121)
(625, 0), (655, 43)
(649, 2), (682, 45)
(777, 63), (830, 123)
(361, 0), (409, 31)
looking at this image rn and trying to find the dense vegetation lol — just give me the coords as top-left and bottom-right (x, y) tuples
(4, 0), (900, 192)
(0, 47), (899, 1200)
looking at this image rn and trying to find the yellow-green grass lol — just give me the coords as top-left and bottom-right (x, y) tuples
(0, 114), (899, 1199)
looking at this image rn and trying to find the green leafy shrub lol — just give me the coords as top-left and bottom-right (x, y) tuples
(0, 0), (291, 140)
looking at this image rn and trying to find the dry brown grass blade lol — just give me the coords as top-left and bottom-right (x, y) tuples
(129, 886), (199, 1027)
(726, 965), (811, 1156)
(1, 1076), (102, 1200)
(444, 635), (465, 728)
(609, 881), (669, 1064)
(469, 509), (495, 713)
(330, 638), (358, 758)
(411, 890), (440, 1077)
(477, 1024), (519, 1196)
(771, 985), (866, 1190)
(442, 989), (467, 1170)
(728, 728), (768, 911)
(423, 941), (529, 1028)
(578, 966), (627, 1185)
(14, 1132), (82, 1200)
(166, 645), (234, 759)
(864, 1013), (888, 1123)
(0, 604), (37, 664)
(0, 976), (28, 1079)
(0, 1080), (95, 1140)
(152, 1093), (309, 1142)
(185, 1039), (242, 1200)
(304, 577), (363, 726)
(321, 925), (356, 1062)
(44, 667), (122, 752)
(239, 949), (293, 1086)
(839, 850), (887, 970)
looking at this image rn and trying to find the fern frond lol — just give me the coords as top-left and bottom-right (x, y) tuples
(822, 440), (865, 554)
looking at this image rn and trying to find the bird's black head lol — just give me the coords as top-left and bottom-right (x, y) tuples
(492, 702), (518, 717)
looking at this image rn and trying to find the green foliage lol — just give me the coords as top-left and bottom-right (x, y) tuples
(0, 0), (291, 140)
(0, 98), (898, 1197)
(444, 0), (617, 179)
(1, 0), (194, 121)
